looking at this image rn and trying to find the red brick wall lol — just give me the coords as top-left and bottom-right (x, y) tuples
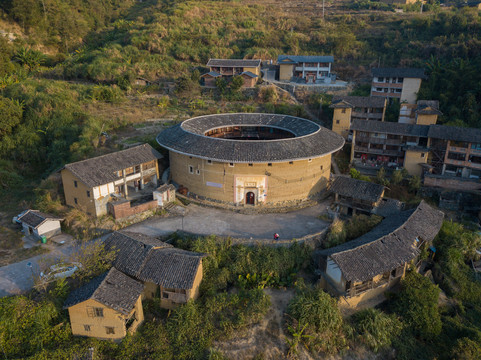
(109, 200), (158, 219)
(424, 176), (481, 191)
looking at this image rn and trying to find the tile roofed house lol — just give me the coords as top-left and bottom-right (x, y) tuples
(399, 100), (442, 125)
(331, 96), (386, 109)
(277, 55), (334, 83)
(318, 201), (444, 307)
(371, 67), (426, 104)
(330, 96), (387, 139)
(17, 210), (63, 240)
(61, 144), (162, 217)
(103, 231), (172, 277)
(204, 59), (261, 88)
(329, 176), (385, 216)
(206, 59), (262, 68)
(63, 144), (162, 188)
(64, 267), (144, 339)
(104, 231), (205, 309)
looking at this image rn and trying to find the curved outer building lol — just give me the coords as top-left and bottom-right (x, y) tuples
(157, 113), (344, 206)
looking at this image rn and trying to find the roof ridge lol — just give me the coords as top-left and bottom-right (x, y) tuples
(65, 144), (149, 168)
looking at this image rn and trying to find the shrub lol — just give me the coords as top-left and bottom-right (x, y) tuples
(391, 271), (442, 340)
(286, 287), (346, 355)
(451, 337), (481, 360)
(352, 308), (403, 352)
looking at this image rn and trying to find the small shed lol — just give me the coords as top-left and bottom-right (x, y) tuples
(201, 71), (221, 87)
(240, 71), (258, 87)
(17, 210), (63, 240)
(329, 176), (385, 216)
(153, 184), (176, 207)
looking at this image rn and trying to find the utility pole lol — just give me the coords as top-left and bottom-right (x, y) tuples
(322, 0), (325, 19)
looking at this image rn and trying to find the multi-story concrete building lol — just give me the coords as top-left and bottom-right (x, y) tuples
(350, 120), (481, 189)
(371, 68), (426, 104)
(330, 96), (387, 139)
(277, 55), (334, 83)
(61, 144), (162, 217)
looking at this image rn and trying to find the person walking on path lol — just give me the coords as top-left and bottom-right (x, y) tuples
(273, 233), (280, 240)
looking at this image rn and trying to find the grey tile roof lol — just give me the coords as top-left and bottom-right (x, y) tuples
(277, 55), (334, 64)
(319, 201), (444, 282)
(63, 144), (162, 188)
(156, 113), (345, 163)
(207, 59), (261, 67)
(350, 119), (430, 137)
(372, 67), (426, 79)
(428, 125), (481, 144)
(63, 267), (144, 315)
(331, 96), (386, 109)
(202, 71), (221, 78)
(104, 231), (172, 277)
(18, 210), (63, 229)
(241, 71), (258, 78)
(329, 176), (384, 203)
(138, 248), (204, 289)
(104, 231), (205, 290)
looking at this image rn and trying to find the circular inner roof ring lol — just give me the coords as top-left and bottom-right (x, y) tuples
(156, 113), (345, 163)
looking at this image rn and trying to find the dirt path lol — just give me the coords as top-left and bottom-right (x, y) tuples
(213, 288), (296, 359)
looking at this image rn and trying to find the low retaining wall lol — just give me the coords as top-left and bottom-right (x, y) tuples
(109, 200), (158, 219)
(174, 228), (328, 248)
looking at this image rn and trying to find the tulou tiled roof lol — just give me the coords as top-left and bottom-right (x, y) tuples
(156, 113), (345, 163)
(350, 119), (430, 137)
(330, 96), (386, 109)
(277, 55), (334, 64)
(104, 231), (205, 290)
(18, 210), (63, 229)
(63, 144), (162, 188)
(319, 201), (444, 282)
(372, 67), (427, 79)
(63, 267), (144, 315)
(207, 59), (261, 67)
(329, 176), (384, 203)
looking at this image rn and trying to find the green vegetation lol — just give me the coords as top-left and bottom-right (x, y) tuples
(286, 286), (347, 356)
(173, 235), (312, 293)
(325, 214), (383, 248)
(351, 308), (403, 353)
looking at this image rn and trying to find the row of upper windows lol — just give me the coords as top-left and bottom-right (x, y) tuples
(374, 77), (404, 83)
(188, 160), (314, 173)
(374, 87), (402, 93)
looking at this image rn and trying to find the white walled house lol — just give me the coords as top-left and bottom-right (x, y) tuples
(17, 210), (63, 240)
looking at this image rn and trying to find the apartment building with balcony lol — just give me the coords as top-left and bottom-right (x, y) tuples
(371, 68), (426, 104)
(330, 96), (387, 139)
(277, 55), (334, 83)
(350, 119), (430, 176)
(61, 144), (162, 217)
(426, 125), (481, 190)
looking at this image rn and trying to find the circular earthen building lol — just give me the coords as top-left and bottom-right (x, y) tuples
(157, 113), (344, 206)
